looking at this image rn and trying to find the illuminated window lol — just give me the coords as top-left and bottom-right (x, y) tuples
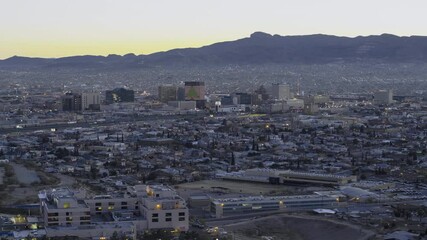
(63, 202), (70, 209)
(108, 206), (114, 210)
(155, 204), (161, 209)
(30, 223), (38, 230)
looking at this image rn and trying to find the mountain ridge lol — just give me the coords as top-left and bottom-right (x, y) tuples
(2, 32), (427, 69)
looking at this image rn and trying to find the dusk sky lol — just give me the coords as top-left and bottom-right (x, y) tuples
(1, 0), (426, 59)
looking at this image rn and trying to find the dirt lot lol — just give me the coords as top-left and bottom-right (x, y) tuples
(0, 171), (74, 205)
(224, 214), (375, 240)
(10, 163), (40, 184)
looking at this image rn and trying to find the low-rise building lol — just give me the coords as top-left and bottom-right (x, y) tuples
(219, 168), (357, 186)
(38, 184), (189, 239)
(38, 188), (91, 227)
(211, 194), (338, 218)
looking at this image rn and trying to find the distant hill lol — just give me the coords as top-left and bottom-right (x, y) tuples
(2, 32), (427, 69)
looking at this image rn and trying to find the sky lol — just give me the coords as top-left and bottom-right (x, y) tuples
(1, 0), (426, 59)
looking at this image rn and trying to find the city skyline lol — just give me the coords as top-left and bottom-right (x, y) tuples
(1, 0), (427, 59)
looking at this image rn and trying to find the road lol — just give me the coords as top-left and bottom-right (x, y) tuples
(0, 113), (206, 134)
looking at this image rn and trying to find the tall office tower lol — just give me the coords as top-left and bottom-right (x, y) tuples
(61, 92), (82, 112)
(184, 81), (206, 108)
(177, 87), (186, 101)
(234, 92), (252, 105)
(105, 88), (135, 104)
(82, 92), (100, 111)
(158, 84), (178, 103)
(221, 96), (233, 106)
(374, 90), (393, 105)
(271, 83), (291, 100)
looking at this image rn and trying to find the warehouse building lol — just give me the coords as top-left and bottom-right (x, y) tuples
(210, 194), (338, 218)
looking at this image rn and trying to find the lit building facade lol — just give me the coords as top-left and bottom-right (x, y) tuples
(184, 81), (205, 109)
(140, 185), (189, 231)
(106, 88), (135, 104)
(38, 185), (189, 239)
(38, 188), (91, 227)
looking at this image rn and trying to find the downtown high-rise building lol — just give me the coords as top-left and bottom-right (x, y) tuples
(271, 83), (291, 100)
(82, 92), (101, 110)
(61, 92), (82, 112)
(184, 81), (206, 109)
(105, 88), (135, 104)
(158, 84), (178, 103)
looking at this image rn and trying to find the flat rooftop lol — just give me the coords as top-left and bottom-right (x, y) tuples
(212, 194), (336, 204)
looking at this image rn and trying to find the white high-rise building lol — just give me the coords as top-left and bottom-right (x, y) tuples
(271, 83), (291, 100)
(82, 92), (100, 110)
(374, 90), (393, 105)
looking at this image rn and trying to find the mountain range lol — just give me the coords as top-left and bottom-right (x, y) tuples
(2, 32), (427, 69)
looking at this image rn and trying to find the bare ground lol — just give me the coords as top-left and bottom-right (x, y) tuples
(224, 214), (376, 240)
(1, 172), (76, 205)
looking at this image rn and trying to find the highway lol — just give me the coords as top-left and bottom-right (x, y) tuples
(0, 113), (206, 135)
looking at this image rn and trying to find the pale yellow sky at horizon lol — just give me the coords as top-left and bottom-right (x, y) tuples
(1, 0), (426, 59)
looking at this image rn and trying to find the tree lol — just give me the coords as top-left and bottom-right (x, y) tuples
(230, 152), (235, 166)
(110, 231), (119, 240)
(54, 148), (70, 159)
(90, 164), (99, 179)
(139, 229), (173, 240)
(416, 207), (426, 222)
(252, 137), (256, 150)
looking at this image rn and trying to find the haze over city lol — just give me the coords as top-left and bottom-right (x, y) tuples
(1, 1), (427, 240)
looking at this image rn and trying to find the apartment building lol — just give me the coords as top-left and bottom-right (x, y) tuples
(140, 185), (188, 231)
(85, 195), (139, 215)
(38, 188), (91, 227)
(38, 184), (189, 239)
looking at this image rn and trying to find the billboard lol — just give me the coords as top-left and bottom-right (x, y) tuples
(184, 82), (205, 101)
